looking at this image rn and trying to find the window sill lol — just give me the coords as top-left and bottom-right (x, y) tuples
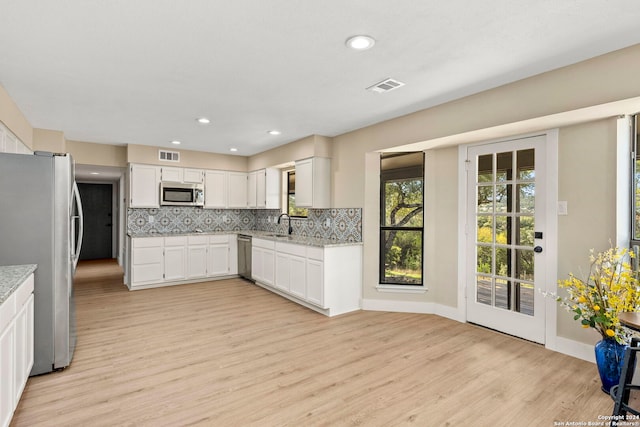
(375, 284), (428, 294)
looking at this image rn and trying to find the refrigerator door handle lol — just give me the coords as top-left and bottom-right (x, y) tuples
(71, 181), (84, 271)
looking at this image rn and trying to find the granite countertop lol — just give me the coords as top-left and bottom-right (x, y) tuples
(0, 264), (37, 305)
(127, 230), (362, 248)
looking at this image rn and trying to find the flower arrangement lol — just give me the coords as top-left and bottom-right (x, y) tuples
(552, 247), (640, 344)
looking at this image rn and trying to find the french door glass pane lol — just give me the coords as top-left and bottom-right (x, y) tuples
(474, 148), (536, 317)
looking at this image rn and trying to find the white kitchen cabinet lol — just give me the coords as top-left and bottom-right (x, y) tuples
(248, 168), (280, 209)
(129, 164), (160, 208)
(204, 170), (228, 208)
(130, 237), (164, 287)
(252, 238), (275, 286)
(164, 236), (187, 281)
(0, 272), (34, 427)
(254, 241), (361, 317)
(228, 172), (248, 208)
(294, 157), (331, 208)
(183, 168), (204, 184)
(161, 166), (183, 183)
(187, 235), (208, 279)
(207, 235), (230, 277)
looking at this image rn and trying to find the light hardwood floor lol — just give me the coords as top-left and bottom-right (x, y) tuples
(11, 259), (613, 426)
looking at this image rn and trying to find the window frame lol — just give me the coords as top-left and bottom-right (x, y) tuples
(379, 153), (425, 286)
(286, 170), (308, 218)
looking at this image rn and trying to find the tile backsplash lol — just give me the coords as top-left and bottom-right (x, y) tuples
(127, 207), (362, 242)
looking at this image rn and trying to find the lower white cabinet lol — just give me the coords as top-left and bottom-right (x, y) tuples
(252, 238), (275, 286)
(254, 241), (361, 316)
(129, 234), (237, 289)
(0, 272), (34, 427)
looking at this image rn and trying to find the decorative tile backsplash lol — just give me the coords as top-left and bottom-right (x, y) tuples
(127, 207), (362, 242)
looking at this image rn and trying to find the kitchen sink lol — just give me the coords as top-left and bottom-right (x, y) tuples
(267, 234), (291, 239)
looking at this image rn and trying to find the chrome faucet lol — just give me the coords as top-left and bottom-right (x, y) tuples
(277, 213), (293, 235)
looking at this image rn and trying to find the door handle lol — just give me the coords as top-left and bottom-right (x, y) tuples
(534, 246), (543, 253)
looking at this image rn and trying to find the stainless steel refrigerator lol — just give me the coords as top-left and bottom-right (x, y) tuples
(0, 151), (83, 375)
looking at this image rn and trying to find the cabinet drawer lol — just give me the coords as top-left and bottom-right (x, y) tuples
(14, 274), (34, 308)
(307, 246), (324, 261)
(276, 242), (306, 257)
(133, 247), (163, 264)
(133, 237), (163, 248)
(0, 292), (16, 332)
(208, 235), (229, 244)
(188, 235), (209, 245)
(253, 238), (275, 250)
(164, 236), (187, 246)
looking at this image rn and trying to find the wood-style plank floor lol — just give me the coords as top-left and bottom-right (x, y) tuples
(11, 259), (612, 426)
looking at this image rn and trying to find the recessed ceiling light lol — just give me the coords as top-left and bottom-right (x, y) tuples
(171, 140), (181, 145)
(90, 172), (100, 175)
(229, 148), (238, 152)
(196, 117), (210, 124)
(345, 35), (376, 50)
(267, 130), (281, 136)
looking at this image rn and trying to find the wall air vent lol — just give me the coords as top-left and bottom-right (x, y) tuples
(366, 78), (405, 93)
(159, 150), (180, 162)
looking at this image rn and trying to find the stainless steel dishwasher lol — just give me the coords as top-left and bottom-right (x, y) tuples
(237, 234), (252, 280)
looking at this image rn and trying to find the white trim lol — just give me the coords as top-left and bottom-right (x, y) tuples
(375, 284), (427, 293)
(457, 146), (468, 322)
(361, 299), (465, 322)
(616, 115), (632, 248)
(554, 336), (596, 363)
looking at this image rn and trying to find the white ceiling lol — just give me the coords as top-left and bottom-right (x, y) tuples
(1, 1), (639, 156)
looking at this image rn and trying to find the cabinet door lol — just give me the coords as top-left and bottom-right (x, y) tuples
(264, 168), (281, 209)
(306, 259), (324, 307)
(187, 245), (208, 279)
(0, 321), (14, 427)
(288, 255), (306, 299)
(228, 172), (248, 208)
(256, 170), (266, 208)
(208, 244), (230, 276)
(275, 252), (290, 291)
(251, 247), (263, 282)
(130, 164), (160, 208)
(204, 170), (228, 208)
(161, 167), (183, 182)
(294, 159), (313, 207)
(184, 169), (204, 184)
(247, 171), (258, 208)
(262, 249), (275, 286)
(164, 246), (186, 281)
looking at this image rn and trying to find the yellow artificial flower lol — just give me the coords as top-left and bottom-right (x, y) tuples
(593, 305), (600, 311)
(582, 324), (590, 328)
(606, 329), (615, 337)
(578, 296), (587, 303)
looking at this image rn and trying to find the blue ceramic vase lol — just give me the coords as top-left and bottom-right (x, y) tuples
(594, 338), (627, 393)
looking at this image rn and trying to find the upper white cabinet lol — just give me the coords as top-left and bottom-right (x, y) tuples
(247, 168), (281, 209)
(204, 170), (228, 208)
(161, 167), (204, 184)
(183, 169), (204, 184)
(228, 172), (248, 208)
(129, 164), (160, 208)
(161, 166), (183, 183)
(295, 157), (331, 208)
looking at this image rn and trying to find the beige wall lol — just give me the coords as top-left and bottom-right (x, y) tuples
(0, 85), (32, 148)
(248, 135), (333, 171)
(33, 128), (66, 153)
(127, 144), (247, 171)
(67, 140), (128, 168)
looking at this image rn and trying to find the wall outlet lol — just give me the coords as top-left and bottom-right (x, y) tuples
(223, 215), (228, 222)
(267, 216), (271, 223)
(148, 216), (154, 223)
(325, 218), (331, 227)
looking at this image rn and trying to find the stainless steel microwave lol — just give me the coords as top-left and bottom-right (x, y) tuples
(160, 182), (204, 207)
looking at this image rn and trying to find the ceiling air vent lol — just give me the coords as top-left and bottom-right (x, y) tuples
(159, 150), (180, 162)
(366, 78), (405, 93)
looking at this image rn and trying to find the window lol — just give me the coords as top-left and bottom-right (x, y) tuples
(287, 171), (308, 217)
(380, 152), (424, 285)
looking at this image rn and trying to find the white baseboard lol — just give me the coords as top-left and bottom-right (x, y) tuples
(362, 298), (595, 363)
(361, 299), (464, 322)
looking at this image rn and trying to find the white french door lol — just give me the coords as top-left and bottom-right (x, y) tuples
(465, 135), (547, 344)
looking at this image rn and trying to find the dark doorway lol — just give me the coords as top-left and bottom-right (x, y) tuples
(78, 183), (113, 260)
